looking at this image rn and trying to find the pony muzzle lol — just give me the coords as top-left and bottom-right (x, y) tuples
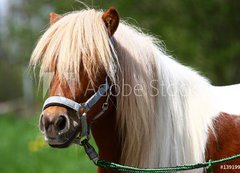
(39, 109), (74, 147)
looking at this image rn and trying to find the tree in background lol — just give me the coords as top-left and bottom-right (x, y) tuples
(1, 0), (239, 101)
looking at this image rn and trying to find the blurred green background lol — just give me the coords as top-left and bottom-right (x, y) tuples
(0, 0), (239, 173)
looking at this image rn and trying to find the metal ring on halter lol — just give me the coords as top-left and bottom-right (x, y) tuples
(102, 103), (108, 110)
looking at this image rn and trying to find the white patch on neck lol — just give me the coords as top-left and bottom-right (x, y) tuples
(152, 51), (219, 173)
(212, 84), (240, 115)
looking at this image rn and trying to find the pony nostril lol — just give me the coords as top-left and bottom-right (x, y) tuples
(39, 114), (45, 133)
(43, 117), (50, 132)
(56, 115), (67, 131)
(45, 122), (50, 131)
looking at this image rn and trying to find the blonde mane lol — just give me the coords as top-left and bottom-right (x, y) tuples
(30, 9), (118, 84)
(31, 9), (220, 172)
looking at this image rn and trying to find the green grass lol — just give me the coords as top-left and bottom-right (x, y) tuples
(0, 114), (96, 173)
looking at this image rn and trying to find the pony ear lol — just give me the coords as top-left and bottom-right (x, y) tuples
(49, 12), (62, 25)
(102, 7), (119, 36)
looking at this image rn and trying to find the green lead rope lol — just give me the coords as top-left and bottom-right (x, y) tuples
(96, 154), (240, 173)
(97, 160), (208, 173)
(81, 139), (240, 173)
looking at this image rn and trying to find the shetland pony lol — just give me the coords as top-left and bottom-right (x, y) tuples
(30, 7), (240, 173)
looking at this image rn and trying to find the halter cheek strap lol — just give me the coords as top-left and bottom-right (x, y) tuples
(42, 78), (110, 141)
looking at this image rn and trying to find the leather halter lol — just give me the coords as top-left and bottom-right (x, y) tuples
(42, 78), (111, 143)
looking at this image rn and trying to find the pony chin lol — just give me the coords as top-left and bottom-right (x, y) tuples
(48, 139), (73, 148)
(46, 127), (80, 148)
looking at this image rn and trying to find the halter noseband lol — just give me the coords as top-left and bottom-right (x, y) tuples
(42, 78), (111, 143)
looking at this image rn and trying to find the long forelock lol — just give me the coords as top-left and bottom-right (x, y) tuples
(30, 9), (118, 86)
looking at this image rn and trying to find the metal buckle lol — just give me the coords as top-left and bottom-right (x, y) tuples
(102, 102), (108, 110)
(81, 139), (99, 164)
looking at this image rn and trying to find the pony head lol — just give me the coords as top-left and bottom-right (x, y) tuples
(30, 7), (119, 147)
(31, 6), (160, 167)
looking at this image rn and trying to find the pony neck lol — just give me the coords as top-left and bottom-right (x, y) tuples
(91, 96), (121, 173)
(112, 23), (217, 169)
